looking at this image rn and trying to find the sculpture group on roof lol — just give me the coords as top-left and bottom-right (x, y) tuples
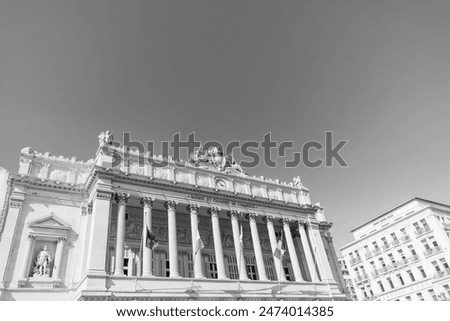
(189, 145), (245, 175)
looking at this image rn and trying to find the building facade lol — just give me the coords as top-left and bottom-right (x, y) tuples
(0, 132), (347, 301)
(341, 198), (450, 301)
(337, 257), (356, 300)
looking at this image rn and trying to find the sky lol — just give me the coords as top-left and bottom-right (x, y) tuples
(1, 0), (450, 251)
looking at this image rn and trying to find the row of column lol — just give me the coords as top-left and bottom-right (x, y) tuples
(112, 193), (334, 283)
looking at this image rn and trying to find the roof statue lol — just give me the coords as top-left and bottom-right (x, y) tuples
(98, 130), (113, 146)
(189, 145), (246, 176)
(292, 176), (303, 188)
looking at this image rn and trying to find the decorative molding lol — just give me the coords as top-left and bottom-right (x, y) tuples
(96, 190), (113, 200)
(228, 210), (241, 219)
(208, 207), (220, 217)
(9, 198), (24, 209)
(247, 213), (258, 222)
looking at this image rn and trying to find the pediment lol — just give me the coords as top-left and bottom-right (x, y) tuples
(28, 214), (71, 230)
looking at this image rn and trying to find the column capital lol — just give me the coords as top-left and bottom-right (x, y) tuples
(164, 200), (177, 210)
(114, 192), (130, 204)
(246, 213), (258, 222)
(27, 234), (36, 240)
(264, 215), (276, 223)
(208, 207), (220, 217)
(319, 221), (333, 230)
(227, 210), (241, 219)
(281, 217), (290, 226)
(57, 236), (67, 242)
(297, 220), (307, 228)
(187, 204), (200, 213)
(140, 197), (153, 207)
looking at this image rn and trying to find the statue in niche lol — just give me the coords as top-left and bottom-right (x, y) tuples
(33, 246), (52, 277)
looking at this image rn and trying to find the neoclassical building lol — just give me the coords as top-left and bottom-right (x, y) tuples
(0, 132), (347, 301)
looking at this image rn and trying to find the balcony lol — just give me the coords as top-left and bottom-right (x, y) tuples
(414, 226), (431, 236)
(364, 251), (373, 259)
(381, 244), (390, 251)
(390, 239), (401, 247)
(433, 268), (450, 280)
(424, 246), (442, 257)
(409, 254), (419, 262)
(349, 256), (362, 265)
(371, 270), (380, 278)
(401, 235), (411, 243)
(354, 273), (370, 283)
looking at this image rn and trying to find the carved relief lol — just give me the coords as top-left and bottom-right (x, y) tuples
(154, 168), (168, 180)
(176, 172), (190, 184)
(197, 175), (209, 187)
(268, 190), (278, 200)
(130, 163), (144, 175)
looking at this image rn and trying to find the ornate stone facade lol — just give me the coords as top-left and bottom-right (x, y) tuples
(0, 132), (347, 301)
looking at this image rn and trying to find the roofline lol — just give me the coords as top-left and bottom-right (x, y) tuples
(350, 197), (450, 233)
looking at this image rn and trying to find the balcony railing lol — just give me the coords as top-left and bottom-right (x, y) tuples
(350, 256), (362, 265)
(354, 273), (370, 283)
(414, 226), (431, 236)
(433, 268), (450, 280)
(424, 246), (442, 257)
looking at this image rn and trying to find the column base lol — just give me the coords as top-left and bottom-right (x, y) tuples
(194, 275), (207, 280)
(141, 273), (155, 278)
(170, 274), (181, 278)
(114, 271), (125, 276)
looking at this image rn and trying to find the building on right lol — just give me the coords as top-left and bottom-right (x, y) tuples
(340, 198), (450, 301)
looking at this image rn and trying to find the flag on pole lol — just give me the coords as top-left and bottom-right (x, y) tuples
(239, 223), (244, 250)
(195, 230), (205, 255)
(273, 239), (286, 260)
(145, 228), (159, 250)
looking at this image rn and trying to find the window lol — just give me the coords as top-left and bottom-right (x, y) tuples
(440, 258), (449, 270)
(432, 261), (441, 273)
(206, 254), (218, 279)
(428, 289), (438, 301)
(398, 249), (406, 260)
(391, 233), (398, 242)
(388, 253), (396, 264)
(418, 266), (427, 278)
(407, 270), (415, 282)
(381, 237), (389, 248)
(264, 257), (276, 281)
(378, 281), (385, 292)
(387, 277), (394, 289)
(397, 274), (405, 286)
(187, 252), (194, 278)
(405, 296), (411, 301)
(227, 255), (239, 279)
(420, 219), (430, 230)
(443, 284), (450, 297)
(245, 257), (258, 280)
(283, 259), (293, 281)
(417, 292), (424, 301)
(408, 245), (417, 256)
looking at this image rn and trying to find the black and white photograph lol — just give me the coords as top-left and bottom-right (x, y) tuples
(0, 0), (449, 319)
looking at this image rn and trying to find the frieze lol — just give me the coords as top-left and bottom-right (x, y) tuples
(9, 198), (24, 209)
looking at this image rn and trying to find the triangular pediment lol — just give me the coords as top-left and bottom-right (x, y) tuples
(28, 214), (71, 230)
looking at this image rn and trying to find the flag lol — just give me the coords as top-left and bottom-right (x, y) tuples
(273, 239), (285, 260)
(145, 228), (158, 250)
(239, 224), (243, 250)
(195, 230), (204, 255)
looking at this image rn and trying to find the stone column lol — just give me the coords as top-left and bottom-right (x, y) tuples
(308, 221), (336, 283)
(208, 207), (227, 279)
(165, 200), (180, 278)
(298, 220), (319, 282)
(282, 218), (304, 281)
(53, 237), (66, 280)
(229, 210), (248, 280)
(265, 215), (286, 281)
(140, 197), (153, 277)
(248, 213), (268, 281)
(86, 189), (113, 276)
(114, 192), (129, 276)
(20, 235), (36, 279)
(188, 204), (205, 279)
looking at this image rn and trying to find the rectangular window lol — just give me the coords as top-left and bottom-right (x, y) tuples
(420, 219), (430, 230)
(387, 277), (394, 289)
(227, 255), (239, 279)
(206, 254), (218, 279)
(432, 261), (441, 272)
(405, 296), (411, 301)
(428, 289), (438, 301)
(388, 253), (395, 264)
(440, 258), (449, 270)
(417, 292), (424, 301)
(418, 266), (427, 278)
(283, 259), (293, 281)
(408, 245), (417, 256)
(378, 281), (385, 292)
(397, 274), (405, 286)
(407, 270), (415, 282)
(264, 257), (276, 281)
(245, 257), (258, 280)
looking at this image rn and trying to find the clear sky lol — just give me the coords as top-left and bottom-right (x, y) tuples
(1, 0), (449, 251)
